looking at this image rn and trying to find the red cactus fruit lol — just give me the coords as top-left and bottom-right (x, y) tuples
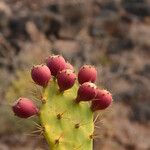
(46, 55), (66, 76)
(76, 82), (97, 103)
(78, 65), (97, 84)
(91, 89), (112, 111)
(31, 64), (51, 87)
(57, 69), (77, 92)
(66, 61), (74, 71)
(12, 98), (39, 118)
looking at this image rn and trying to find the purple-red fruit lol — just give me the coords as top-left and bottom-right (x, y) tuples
(66, 62), (74, 71)
(76, 82), (97, 103)
(12, 98), (39, 118)
(78, 65), (97, 84)
(57, 69), (76, 92)
(46, 55), (66, 76)
(91, 89), (112, 111)
(31, 65), (51, 87)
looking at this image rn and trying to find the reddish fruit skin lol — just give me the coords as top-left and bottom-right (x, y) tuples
(78, 65), (97, 84)
(31, 65), (51, 87)
(76, 82), (97, 102)
(66, 62), (74, 71)
(57, 69), (76, 91)
(91, 89), (112, 111)
(12, 98), (39, 118)
(46, 55), (66, 76)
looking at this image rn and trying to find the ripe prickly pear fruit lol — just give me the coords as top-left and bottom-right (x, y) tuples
(12, 98), (39, 118)
(91, 89), (112, 111)
(78, 65), (97, 84)
(76, 82), (97, 103)
(46, 55), (66, 76)
(66, 61), (74, 70)
(31, 64), (51, 87)
(57, 69), (76, 92)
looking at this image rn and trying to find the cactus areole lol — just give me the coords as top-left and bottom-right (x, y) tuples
(12, 54), (113, 150)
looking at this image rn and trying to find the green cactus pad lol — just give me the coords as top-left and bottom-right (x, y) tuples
(40, 79), (94, 150)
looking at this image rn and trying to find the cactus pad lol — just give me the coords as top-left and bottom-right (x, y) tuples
(40, 79), (94, 150)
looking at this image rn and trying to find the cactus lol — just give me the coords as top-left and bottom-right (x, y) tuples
(76, 82), (97, 103)
(91, 89), (113, 111)
(12, 54), (113, 150)
(57, 69), (77, 92)
(65, 61), (74, 71)
(31, 64), (51, 87)
(12, 97), (39, 118)
(46, 55), (66, 76)
(78, 65), (97, 84)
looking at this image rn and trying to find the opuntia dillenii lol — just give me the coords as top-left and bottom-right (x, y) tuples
(91, 89), (112, 111)
(66, 62), (74, 71)
(57, 69), (77, 92)
(46, 55), (66, 76)
(78, 65), (97, 84)
(31, 64), (51, 87)
(76, 82), (97, 103)
(12, 98), (39, 118)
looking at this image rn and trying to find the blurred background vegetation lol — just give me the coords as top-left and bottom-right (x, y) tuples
(0, 0), (150, 150)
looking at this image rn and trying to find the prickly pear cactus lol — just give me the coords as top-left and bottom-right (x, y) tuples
(12, 54), (113, 150)
(40, 80), (93, 150)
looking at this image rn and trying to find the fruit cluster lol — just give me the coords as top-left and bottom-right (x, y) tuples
(13, 55), (112, 118)
(12, 54), (113, 150)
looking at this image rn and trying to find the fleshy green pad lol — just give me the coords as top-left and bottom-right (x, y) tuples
(40, 79), (94, 150)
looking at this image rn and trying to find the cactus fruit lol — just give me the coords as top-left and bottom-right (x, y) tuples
(12, 54), (113, 150)
(76, 82), (97, 103)
(57, 69), (77, 92)
(91, 89), (112, 111)
(65, 61), (74, 70)
(78, 65), (97, 84)
(12, 97), (39, 118)
(31, 65), (51, 87)
(46, 55), (66, 76)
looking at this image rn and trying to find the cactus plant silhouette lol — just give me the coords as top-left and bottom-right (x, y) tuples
(12, 54), (112, 150)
